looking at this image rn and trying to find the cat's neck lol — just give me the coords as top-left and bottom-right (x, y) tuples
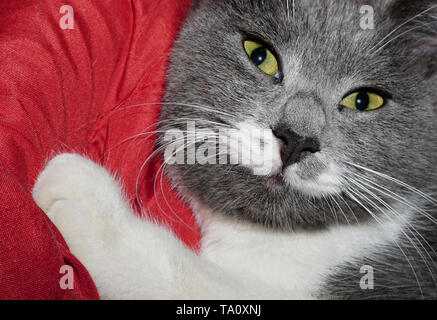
(189, 197), (408, 298)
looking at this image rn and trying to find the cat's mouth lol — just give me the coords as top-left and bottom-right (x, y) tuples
(264, 155), (343, 197)
(225, 121), (343, 197)
(266, 172), (287, 190)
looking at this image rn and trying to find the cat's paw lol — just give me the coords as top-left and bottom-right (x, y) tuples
(33, 153), (127, 215)
(32, 153), (133, 257)
(48, 199), (112, 253)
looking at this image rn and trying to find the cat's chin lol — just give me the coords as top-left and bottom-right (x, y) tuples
(267, 162), (344, 198)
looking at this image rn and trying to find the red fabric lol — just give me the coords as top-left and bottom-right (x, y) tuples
(0, 0), (198, 300)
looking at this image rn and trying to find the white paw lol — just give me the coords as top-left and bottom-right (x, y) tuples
(33, 153), (128, 215)
(32, 153), (133, 258)
(48, 199), (110, 252)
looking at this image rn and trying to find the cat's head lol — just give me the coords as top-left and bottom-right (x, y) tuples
(158, 0), (437, 230)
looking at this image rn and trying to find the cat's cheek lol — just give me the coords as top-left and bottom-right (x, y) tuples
(226, 121), (283, 176)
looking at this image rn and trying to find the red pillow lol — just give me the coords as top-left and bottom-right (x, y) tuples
(0, 0), (198, 300)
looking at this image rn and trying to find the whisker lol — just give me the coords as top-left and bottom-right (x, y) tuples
(347, 175), (437, 253)
(345, 161), (437, 205)
(347, 176), (437, 287)
(154, 157), (196, 230)
(286, 0), (290, 21)
(330, 194), (351, 226)
(370, 4), (437, 53)
(111, 102), (239, 121)
(373, 19), (437, 54)
(349, 172), (437, 225)
(345, 187), (424, 297)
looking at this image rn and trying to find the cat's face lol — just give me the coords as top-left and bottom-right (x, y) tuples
(159, 0), (437, 230)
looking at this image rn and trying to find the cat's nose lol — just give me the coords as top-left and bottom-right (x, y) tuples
(273, 126), (321, 167)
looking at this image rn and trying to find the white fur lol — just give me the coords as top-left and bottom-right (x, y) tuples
(226, 121), (283, 176)
(226, 121), (344, 196)
(283, 160), (344, 196)
(32, 153), (406, 299)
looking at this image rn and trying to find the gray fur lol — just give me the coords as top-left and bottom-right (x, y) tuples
(158, 0), (437, 299)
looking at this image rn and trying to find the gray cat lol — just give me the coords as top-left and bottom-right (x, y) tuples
(33, 0), (437, 299)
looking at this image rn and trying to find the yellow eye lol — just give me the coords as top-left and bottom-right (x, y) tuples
(342, 91), (385, 111)
(244, 40), (279, 77)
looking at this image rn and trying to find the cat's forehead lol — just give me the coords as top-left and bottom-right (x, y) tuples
(218, 0), (382, 32)
(212, 1), (389, 86)
(214, 0), (392, 70)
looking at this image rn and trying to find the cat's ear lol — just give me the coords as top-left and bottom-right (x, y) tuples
(386, 0), (437, 78)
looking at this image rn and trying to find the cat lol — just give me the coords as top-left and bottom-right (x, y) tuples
(33, 0), (437, 299)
